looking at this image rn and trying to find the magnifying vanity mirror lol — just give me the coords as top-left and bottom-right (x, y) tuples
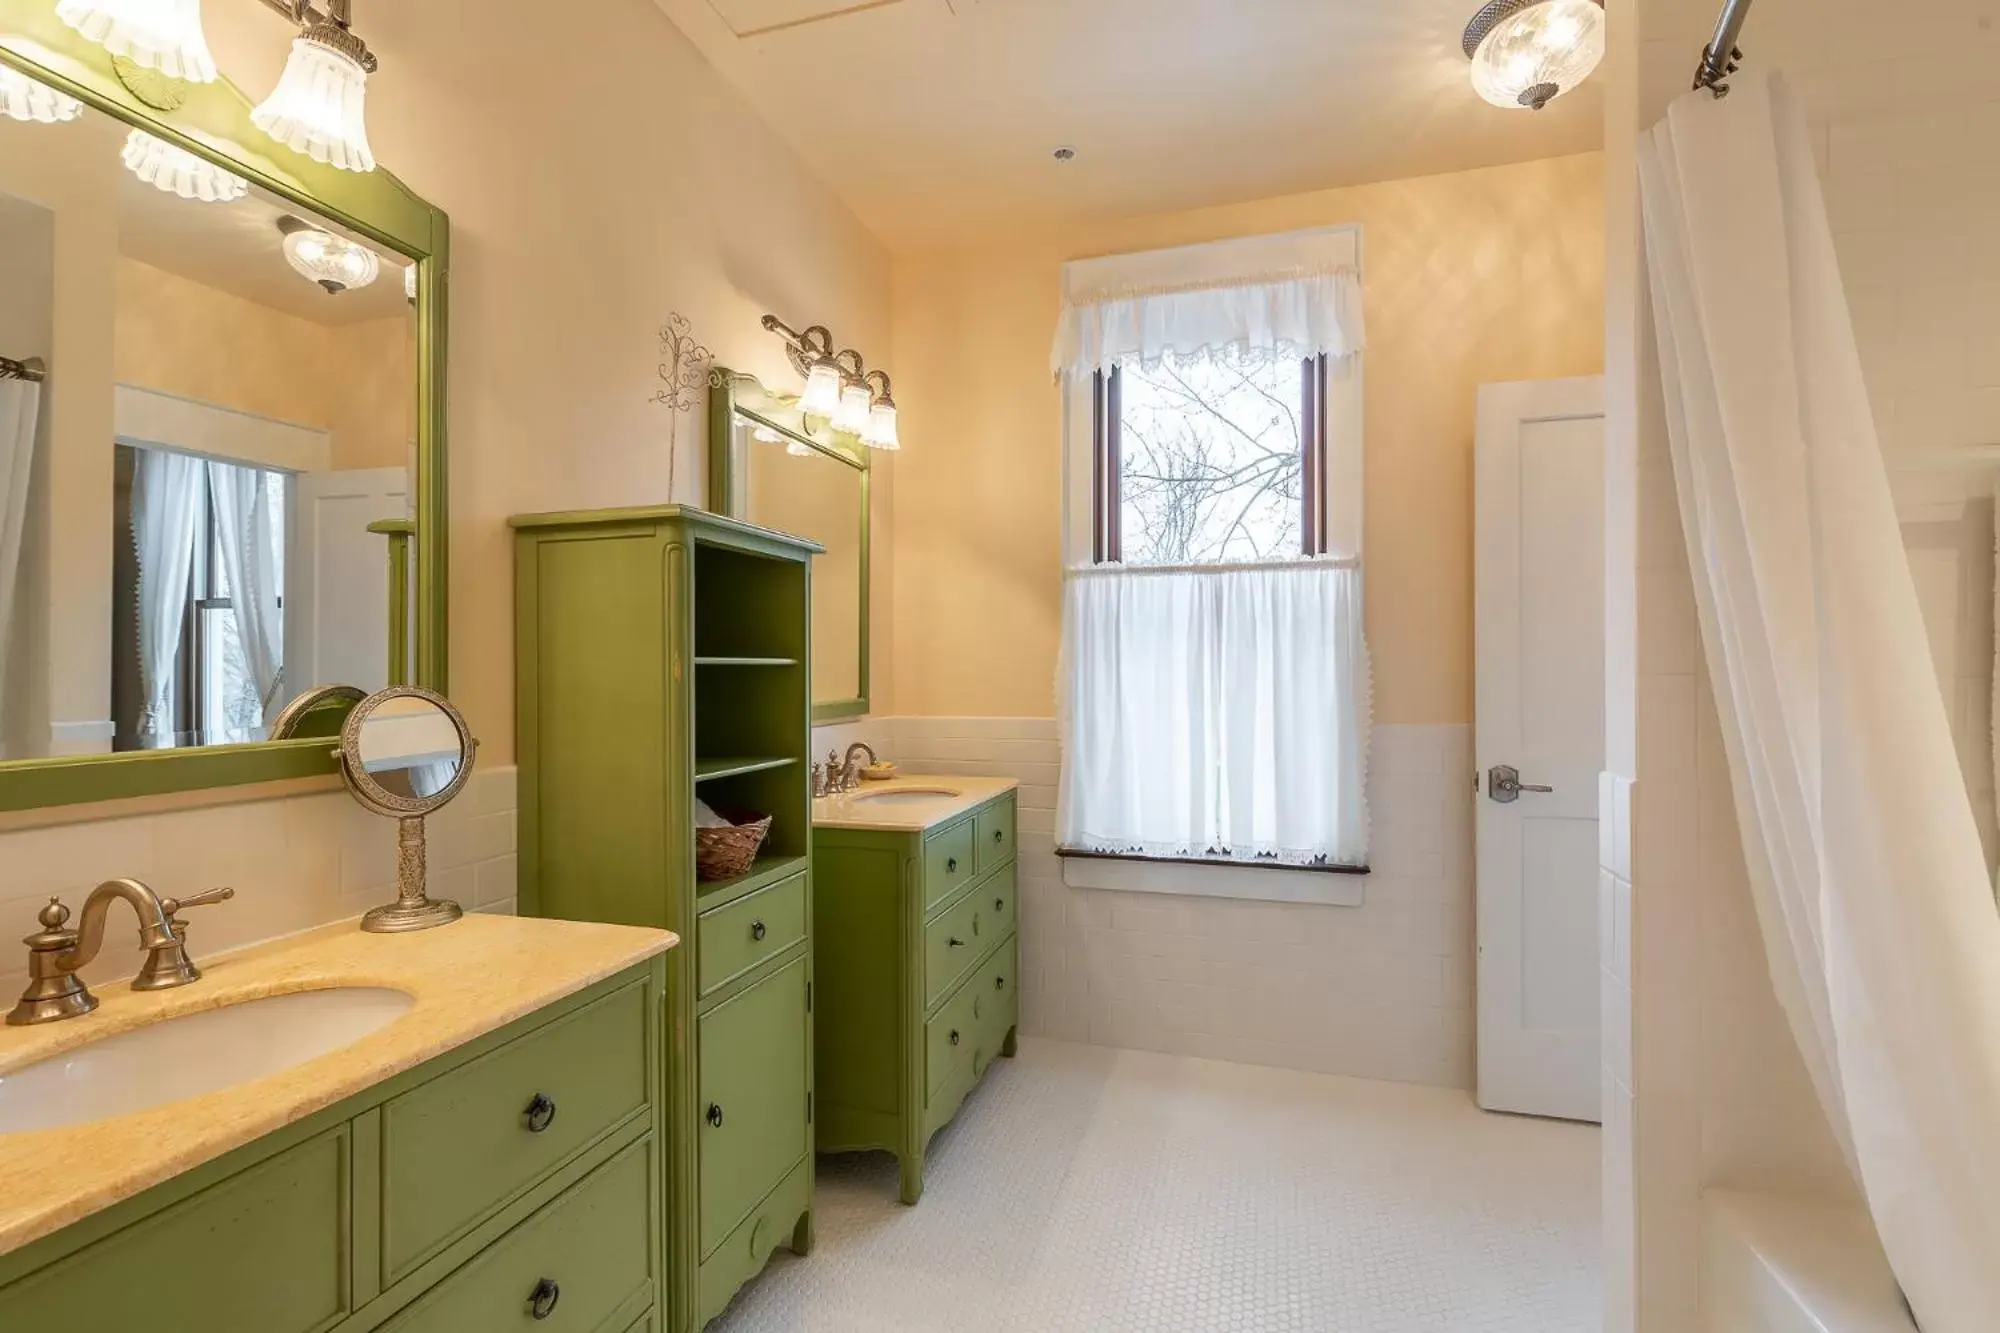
(336, 686), (474, 932)
(709, 370), (869, 720)
(0, 16), (447, 813)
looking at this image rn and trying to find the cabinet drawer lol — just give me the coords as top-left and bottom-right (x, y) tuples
(923, 865), (1015, 1009)
(922, 818), (976, 910)
(925, 940), (1016, 1105)
(385, 1137), (654, 1333)
(697, 956), (811, 1258)
(976, 935), (1019, 1071)
(0, 1127), (350, 1333)
(381, 980), (650, 1281)
(698, 871), (807, 996)
(974, 795), (1016, 872)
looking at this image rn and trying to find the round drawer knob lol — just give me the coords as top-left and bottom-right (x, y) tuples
(994, 829), (1004, 843)
(524, 1093), (557, 1134)
(751, 919), (767, 942)
(995, 897), (1004, 913)
(947, 857), (958, 873)
(529, 1278), (561, 1320)
(949, 1029), (961, 1047)
(707, 1102), (725, 1128)
(995, 975), (1006, 992)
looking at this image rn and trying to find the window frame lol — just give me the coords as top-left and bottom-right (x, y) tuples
(1090, 354), (1333, 566)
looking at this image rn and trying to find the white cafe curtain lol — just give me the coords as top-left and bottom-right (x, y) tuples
(207, 460), (284, 727)
(1640, 70), (2000, 1330)
(0, 376), (41, 750)
(131, 448), (203, 742)
(1058, 559), (1371, 867)
(1049, 226), (1366, 381)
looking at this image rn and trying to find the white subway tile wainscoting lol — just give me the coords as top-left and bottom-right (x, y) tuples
(811, 718), (1476, 1090)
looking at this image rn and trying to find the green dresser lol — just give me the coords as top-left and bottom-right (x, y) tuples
(814, 788), (1020, 1204)
(0, 959), (667, 1333)
(512, 506), (818, 1330)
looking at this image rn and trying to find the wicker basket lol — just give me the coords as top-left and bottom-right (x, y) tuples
(695, 811), (772, 882)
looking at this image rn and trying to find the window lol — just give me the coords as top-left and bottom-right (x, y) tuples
(1093, 351), (1331, 565)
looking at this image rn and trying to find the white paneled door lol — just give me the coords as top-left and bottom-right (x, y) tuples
(287, 466), (409, 699)
(1474, 377), (1605, 1123)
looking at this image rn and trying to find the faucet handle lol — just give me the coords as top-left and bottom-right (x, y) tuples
(162, 886), (235, 918)
(35, 897), (71, 933)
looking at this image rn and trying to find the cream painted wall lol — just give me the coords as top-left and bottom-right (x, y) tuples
(886, 152), (1606, 723)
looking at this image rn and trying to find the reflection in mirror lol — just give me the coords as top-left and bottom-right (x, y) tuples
(354, 693), (464, 800)
(732, 413), (865, 708)
(0, 107), (416, 763)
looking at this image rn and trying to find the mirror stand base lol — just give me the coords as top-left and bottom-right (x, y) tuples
(361, 896), (464, 934)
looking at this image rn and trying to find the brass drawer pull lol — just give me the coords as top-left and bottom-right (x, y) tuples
(706, 1102), (725, 1128)
(529, 1277), (561, 1320)
(948, 936), (965, 948)
(524, 1093), (557, 1134)
(750, 919), (767, 942)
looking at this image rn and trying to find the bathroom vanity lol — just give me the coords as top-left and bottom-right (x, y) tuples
(0, 915), (674, 1333)
(811, 778), (1020, 1204)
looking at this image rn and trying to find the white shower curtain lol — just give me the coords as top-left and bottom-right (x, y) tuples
(207, 460), (283, 728)
(1640, 71), (2000, 1330)
(131, 448), (203, 743)
(0, 378), (40, 749)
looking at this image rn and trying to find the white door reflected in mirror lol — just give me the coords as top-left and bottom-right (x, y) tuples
(356, 694), (464, 799)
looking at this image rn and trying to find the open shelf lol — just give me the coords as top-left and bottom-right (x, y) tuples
(694, 656), (800, 668)
(694, 755), (798, 783)
(695, 853), (811, 908)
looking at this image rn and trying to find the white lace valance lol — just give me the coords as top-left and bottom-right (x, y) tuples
(1050, 226), (1366, 379)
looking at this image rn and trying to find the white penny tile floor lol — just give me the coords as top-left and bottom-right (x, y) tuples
(709, 1038), (1599, 1332)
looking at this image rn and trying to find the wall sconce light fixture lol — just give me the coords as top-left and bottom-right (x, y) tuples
(252, 0), (379, 172)
(57, 0), (218, 84)
(762, 315), (901, 451)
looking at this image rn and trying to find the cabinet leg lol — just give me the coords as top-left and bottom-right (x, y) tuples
(1001, 1024), (1018, 1059)
(898, 1150), (925, 1206)
(790, 1208), (814, 1257)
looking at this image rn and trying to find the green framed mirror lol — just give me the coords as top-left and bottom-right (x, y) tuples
(0, 5), (448, 812)
(709, 369), (869, 722)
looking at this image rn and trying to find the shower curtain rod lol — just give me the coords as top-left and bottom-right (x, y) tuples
(1693, 0), (1756, 96)
(0, 356), (47, 384)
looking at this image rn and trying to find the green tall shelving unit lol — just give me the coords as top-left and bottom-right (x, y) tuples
(511, 505), (821, 1332)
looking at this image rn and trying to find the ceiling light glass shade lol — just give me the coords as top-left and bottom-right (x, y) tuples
(282, 223), (380, 294)
(785, 439), (815, 457)
(799, 362), (842, 420)
(252, 36), (376, 172)
(0, 66), (85, 124)
(832, 381), (872, 436)
(56, 0), (217, 84)
(863, 401), (900, 451)
(404, 262), (417, 302)
(751, 424), (782, 444)
(121, 129), (248, 202)
(1464, 0), (1604, 111)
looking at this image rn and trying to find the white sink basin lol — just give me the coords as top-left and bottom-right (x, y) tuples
(0, 986), (414, 1134)
(845, 787), (962, 807)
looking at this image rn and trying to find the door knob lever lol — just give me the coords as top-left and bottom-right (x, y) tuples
(1487, 764), (1553, 803)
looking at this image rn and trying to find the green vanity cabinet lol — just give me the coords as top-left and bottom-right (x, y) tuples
(0, 959), (667, 1333)
(814, 789), (1020, 1205)
(512, 506), (820, 1330)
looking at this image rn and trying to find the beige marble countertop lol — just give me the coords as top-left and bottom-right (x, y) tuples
(811, 774), (1019, 833)
(0, 913), (675, 1257)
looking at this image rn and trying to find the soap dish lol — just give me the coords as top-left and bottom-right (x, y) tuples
(861, 762), (899, 781)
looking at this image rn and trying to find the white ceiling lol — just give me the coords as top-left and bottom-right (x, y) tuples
(656, 0), (1604, 248)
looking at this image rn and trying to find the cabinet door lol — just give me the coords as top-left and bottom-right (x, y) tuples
(696, 956), (810, 1258)
(0, 1127), (351, 1333)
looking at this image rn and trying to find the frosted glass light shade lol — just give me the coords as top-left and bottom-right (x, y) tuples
(785, 439), (814, 457)
(404, 263), (417, 302)
(832, 382), (872, 436)
(0, 66), (84, 124)
(800, 362), (842, 420)
(282, 224), (380, 294)
(1465, 0), (1604, 111)
(252, 36), (376, 172)
(863, 401), (900, 451)
(57, 0), (217, 83)
(122, 129), (248, 203)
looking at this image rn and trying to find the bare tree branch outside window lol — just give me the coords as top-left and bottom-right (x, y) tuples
(1115, 349), (1304, 565)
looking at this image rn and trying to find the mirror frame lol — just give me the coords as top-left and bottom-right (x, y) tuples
(0, 6), (449, 812)
(708, 367), (870, 722)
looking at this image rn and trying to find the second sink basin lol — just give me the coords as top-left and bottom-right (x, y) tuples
(0, 986), (414, 1134)
(845, 787), (962, 807)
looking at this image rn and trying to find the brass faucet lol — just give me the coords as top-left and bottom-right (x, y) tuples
(840, 742), (879, 792)
(6, 879), (235, 1026)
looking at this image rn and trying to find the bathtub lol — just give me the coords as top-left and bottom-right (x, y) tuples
(1701, 1191), (1917, 1332)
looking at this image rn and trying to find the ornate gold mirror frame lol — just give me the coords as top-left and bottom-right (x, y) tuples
(0, 3), (448, 812)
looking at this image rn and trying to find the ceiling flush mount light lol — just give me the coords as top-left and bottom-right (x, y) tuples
(1462, 0), (1605, 111)
(122, 128), (249, 201)
(278, 215), (379, 293)
(0, 65), (85, 124)
(252, 0), (379, 172)
(57, 0), (218, 84)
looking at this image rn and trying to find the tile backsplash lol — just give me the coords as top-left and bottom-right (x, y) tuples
(0, 766), (518, 999)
